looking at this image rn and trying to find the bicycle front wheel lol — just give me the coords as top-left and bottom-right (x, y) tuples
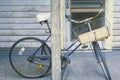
(9, 37), (51, 78)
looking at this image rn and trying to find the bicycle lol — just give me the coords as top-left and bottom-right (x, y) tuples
(9, 3), (112, 80)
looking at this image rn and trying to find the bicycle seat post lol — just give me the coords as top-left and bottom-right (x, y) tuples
(46, 20), (51, 34)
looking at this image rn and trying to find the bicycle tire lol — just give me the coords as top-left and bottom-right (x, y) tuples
(92, 42), (112, 80)
(9, 37), (51, 78)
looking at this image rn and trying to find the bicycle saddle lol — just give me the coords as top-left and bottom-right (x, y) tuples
(36, 13), (50, 22)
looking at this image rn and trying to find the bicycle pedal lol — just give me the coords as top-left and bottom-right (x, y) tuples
(82, 45), (88, 49)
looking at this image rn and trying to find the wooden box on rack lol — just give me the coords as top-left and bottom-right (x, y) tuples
(78, 27), (111, 44)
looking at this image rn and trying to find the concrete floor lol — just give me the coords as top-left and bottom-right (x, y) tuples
(0, 50), (120, 80)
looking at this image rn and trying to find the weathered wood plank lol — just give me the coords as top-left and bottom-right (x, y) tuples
(113, 18), (120, 24)
(113, 42), (120, 48)
(0, 42), (51, 48)
(0, 36), (51, 42)
(0, 24), (49, 30)
(0, 18), (37, 24)
(112, 36), (120, 42)
(71, 9), (100, 12)
(0, 12), (50, 18)
(113, 24), (120, 30)
(113, 30), (120, 36)
(114, 6), (120, 12)
(61, 0), (66, 49)
(114, 12), (120, 18)
(0, 30), (49, 36)
(0, 0), (51, 49)
(51, 0), (62, 80)
(114, 0), (120, 6)
(0, 6), (50, 12)
(0, 18), (50, 24)
(104, 0), (114, 49)
(0, 0), (50, 6)
(0, 42), (14, 48)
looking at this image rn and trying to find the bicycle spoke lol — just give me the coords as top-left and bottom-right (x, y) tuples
(9, 37), (51, 78)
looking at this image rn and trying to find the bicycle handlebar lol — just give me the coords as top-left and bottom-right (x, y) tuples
(66, 2), (104, 24)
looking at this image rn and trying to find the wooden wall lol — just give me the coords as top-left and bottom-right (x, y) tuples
(0, 0), (50, 49)
(113, 0), (120, 49)
(0, 0), (120, 50)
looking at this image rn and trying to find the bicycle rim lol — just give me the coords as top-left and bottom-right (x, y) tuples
(9, 37), (51, 78)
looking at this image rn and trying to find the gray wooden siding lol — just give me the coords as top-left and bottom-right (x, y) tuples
(0, 0), (50, 48)
(0, 0), (120, 50)
(113, 0), (120, 49)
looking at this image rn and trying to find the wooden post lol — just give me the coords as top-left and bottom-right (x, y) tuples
(105, 0), (114, 49)
(51, 0), (62, 80)
(61, 0), (66, 49)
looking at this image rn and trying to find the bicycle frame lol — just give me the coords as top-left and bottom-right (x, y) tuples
(32, 21), (81, 57)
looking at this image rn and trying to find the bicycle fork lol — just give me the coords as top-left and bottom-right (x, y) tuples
(92, 42), (112, 80)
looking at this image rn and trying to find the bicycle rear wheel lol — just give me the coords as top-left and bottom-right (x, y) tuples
(9, 37), (51, 78)
(92, 42), (111, 80)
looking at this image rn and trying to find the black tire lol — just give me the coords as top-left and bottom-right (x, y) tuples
(9, 37), (51, 78)
(92, 42), (112, 80)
